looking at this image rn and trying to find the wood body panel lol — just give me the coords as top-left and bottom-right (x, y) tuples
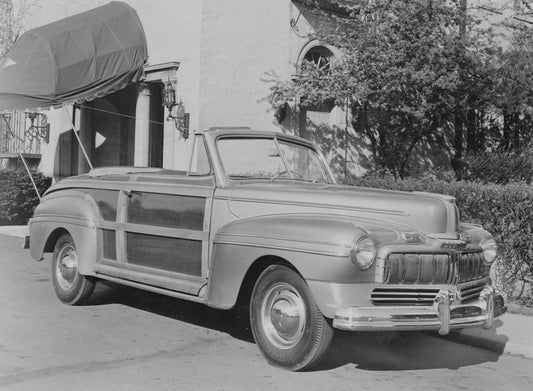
(126, 232), (202, 276)
(127, 192), (205, 231)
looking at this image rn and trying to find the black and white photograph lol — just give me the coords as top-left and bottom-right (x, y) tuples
(0, 0), (532, 389)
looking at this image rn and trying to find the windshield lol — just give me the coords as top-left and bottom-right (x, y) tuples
(217, 137), (332, 183)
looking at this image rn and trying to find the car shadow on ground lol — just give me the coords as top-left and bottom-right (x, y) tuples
(87, 280), (255, 342)
(314, 330), (504, 372)
(86, 280), (505, 372)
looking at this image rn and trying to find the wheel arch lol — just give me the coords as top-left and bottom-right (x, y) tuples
(206, 243), (305, 311)
(43, 227), (71, 253)
(33, 224), (98, 276)
(233, 255), (299, 309)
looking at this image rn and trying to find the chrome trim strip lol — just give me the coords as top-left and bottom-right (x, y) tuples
(213, 239), (350, 257)
(216, 232), (351, 248)
(125, 182), (214, 196)
(458, 277), (490, 289)
(371, 291), (439, 297)
(31, 215), (96, 229)
(214, 196), (408, 216)
(49, 181), (214, 196)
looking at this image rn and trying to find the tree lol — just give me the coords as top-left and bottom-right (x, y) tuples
(268, 0), (496, 179)
(0, 0), (32, 62)
(489, 28), (533, 151)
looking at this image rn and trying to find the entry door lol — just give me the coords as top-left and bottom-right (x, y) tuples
(102, 177), (215, 295)
(124, 190), (208, 277)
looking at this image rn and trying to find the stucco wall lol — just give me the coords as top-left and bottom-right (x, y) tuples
(198, 0), (301, 132)
(18, 0), (324, 173)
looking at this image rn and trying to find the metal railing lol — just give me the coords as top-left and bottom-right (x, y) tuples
(0, 112), (44, 156)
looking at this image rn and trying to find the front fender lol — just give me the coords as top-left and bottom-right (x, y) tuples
(29, 189), (100, 276)
(206, 213), (402, 312)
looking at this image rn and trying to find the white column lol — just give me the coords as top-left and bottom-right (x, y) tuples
(78, 105), (94, 174)
(162, 111), (175, 169)
(134, 83), (151, 167)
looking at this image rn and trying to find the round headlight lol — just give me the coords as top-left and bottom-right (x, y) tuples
(350, 236), (377, 270)
(481, 237), (498, 265)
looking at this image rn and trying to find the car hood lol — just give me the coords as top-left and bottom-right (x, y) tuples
(223, 180), (458, 238)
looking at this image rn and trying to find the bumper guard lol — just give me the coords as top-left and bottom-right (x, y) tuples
(332, 286), (505, 335)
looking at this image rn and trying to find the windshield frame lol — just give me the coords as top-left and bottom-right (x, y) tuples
(214, 134), (335, 184)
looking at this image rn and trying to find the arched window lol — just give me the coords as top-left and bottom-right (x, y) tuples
(302, 45), (334, 74)
(291, 42), (341, 137)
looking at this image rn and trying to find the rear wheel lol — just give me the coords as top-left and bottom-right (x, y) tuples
(250, 265), (333, 371)
(52, 233), (95, 305)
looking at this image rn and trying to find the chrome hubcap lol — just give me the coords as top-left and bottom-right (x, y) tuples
(55, 244), (78, 291)
(261, 283), (306, 349)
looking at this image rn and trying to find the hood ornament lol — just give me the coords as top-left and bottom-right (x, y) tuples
(459, 231), (470, 242)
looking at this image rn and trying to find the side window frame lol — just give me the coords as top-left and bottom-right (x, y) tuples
(187, 134), (213, 176)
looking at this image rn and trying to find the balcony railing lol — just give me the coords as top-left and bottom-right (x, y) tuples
(0, 112), (44, 157)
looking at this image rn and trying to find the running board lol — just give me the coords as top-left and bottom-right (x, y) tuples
(95, 273), (207, 304)
(95, 262), (205, 295)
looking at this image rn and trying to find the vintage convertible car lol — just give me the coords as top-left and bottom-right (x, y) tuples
(28, 128), (506, 370)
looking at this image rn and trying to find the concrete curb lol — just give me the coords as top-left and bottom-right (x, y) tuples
(0, 225), (27, 238)
(507, 302), (533, 317)
(439, 312), (533, 360)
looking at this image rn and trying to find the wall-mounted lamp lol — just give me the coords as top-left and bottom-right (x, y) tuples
(25, 112), (50, 143)
(162, 80), (189, 139)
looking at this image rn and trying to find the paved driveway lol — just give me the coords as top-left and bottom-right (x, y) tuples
(1, 234), (532, 390)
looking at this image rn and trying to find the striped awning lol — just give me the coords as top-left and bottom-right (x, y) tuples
(0, 1), (148, 112)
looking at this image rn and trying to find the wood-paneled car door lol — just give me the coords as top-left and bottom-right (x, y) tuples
(98, 174), (215, 296)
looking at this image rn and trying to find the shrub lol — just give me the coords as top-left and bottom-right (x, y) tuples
(463, 150), (533, 185)
(0, 168), (52, 225)
(351, 174), (533, 301)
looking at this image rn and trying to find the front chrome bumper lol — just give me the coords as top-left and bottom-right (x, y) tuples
(332, 286), (506, 335)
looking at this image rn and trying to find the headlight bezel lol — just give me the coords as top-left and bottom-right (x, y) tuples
(481, 237), (498, 265)
(350, 235), (377, 270)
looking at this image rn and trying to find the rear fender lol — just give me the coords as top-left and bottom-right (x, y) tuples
(30, 190), (100, 276)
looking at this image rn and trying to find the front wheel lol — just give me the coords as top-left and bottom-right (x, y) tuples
(52, 233), (95, 305)
(250, 265), (333, 371)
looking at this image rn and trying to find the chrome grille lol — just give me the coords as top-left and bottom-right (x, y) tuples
(460, 280), (486, 303)
(370, 279), (488, 306)
(370, 287), (440, 306)
(455, 252), (485, 283)
(384, 251), (487, 284)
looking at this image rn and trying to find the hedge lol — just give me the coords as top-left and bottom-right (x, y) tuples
(463, 150), (533, 185)
(350, 175), (533, 302)
(0, 169), (52, 225)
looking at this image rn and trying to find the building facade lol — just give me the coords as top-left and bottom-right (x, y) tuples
(0, 0), (357, 181)
(2, 0), (529, 180)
